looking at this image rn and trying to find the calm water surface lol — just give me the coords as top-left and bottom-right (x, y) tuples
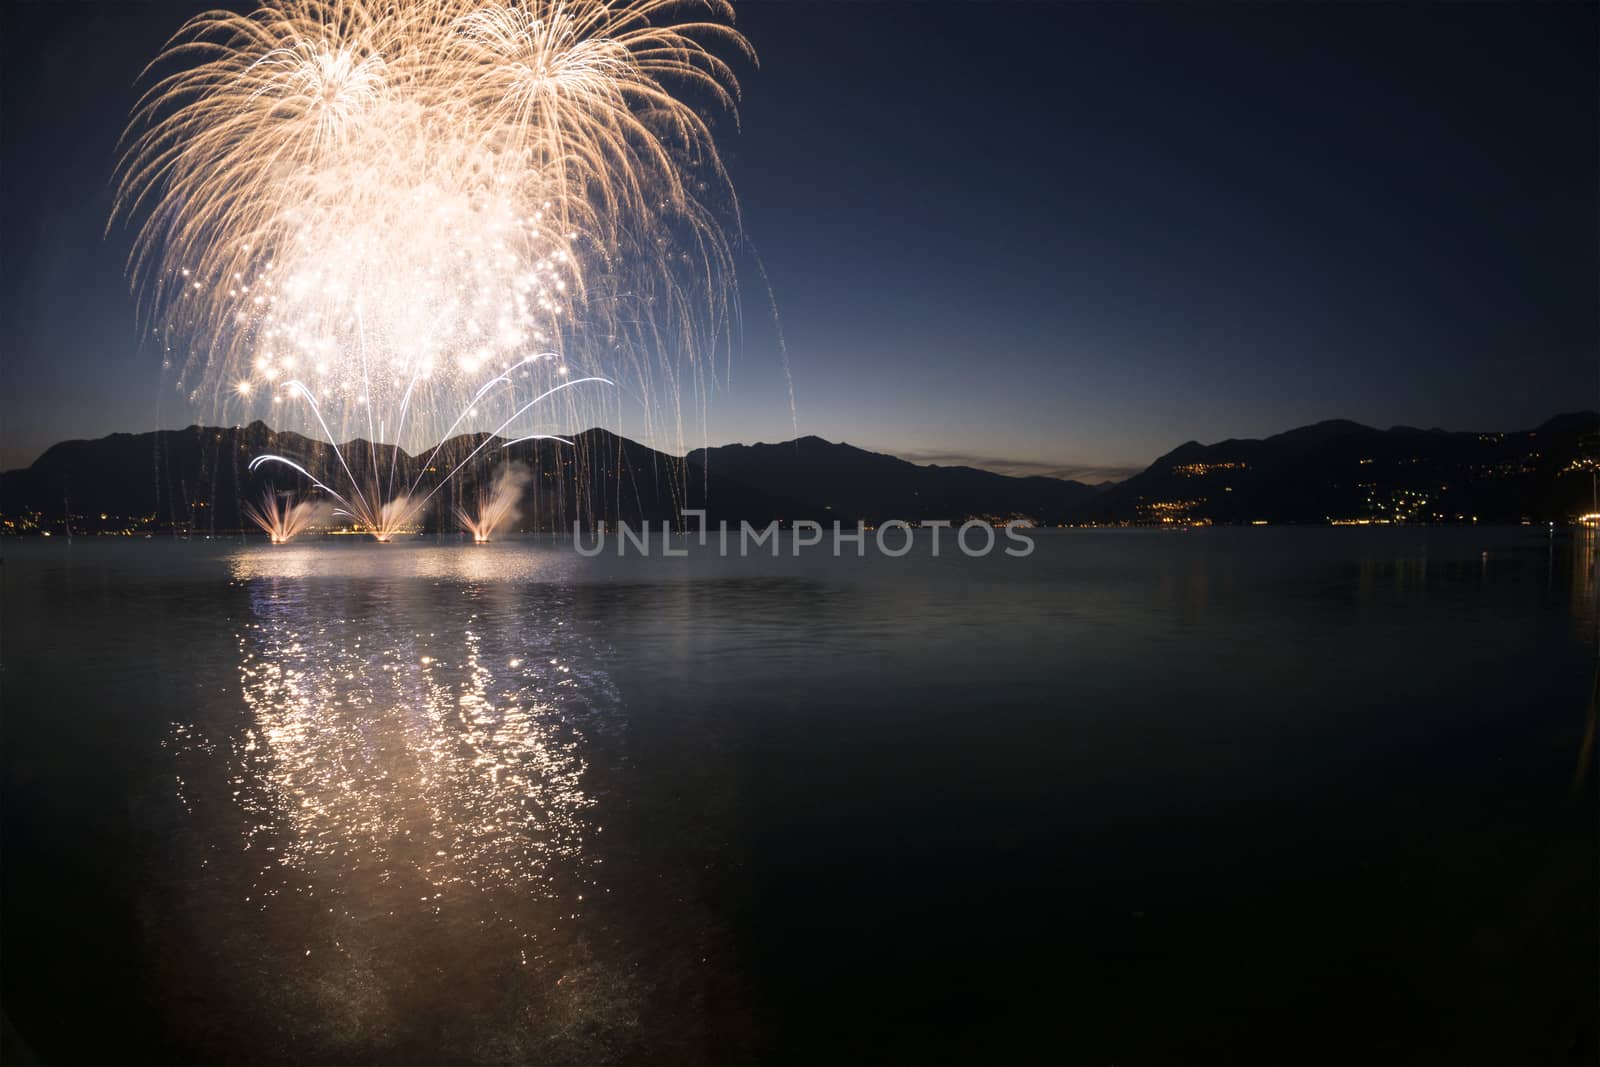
(3, 529), (1596, 1063)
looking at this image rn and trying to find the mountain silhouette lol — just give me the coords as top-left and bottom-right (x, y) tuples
(1086, 413), (1599, 524)
(2, 413), (1596, 535)
(689, 435), (1098, 524)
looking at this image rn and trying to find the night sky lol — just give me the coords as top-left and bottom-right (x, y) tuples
(3, 0), (1596, 479)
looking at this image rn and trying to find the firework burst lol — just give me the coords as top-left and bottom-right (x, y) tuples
(116, 0), (750, 537)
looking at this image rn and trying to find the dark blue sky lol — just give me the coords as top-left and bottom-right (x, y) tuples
(4, 0), (1596, 478)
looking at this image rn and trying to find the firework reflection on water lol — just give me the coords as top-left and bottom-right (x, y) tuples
(162, 549), (653, 1059)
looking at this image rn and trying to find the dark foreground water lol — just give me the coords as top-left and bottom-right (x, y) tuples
(3, 528), (1596, 1064)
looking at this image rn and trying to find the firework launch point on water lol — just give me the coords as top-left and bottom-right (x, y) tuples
(456, 462), (533, 542)
(244, 486), (331, 543)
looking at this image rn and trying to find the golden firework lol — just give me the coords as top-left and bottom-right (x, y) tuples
(115, 0), (751, 535)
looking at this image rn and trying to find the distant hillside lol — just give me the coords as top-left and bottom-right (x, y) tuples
(0, 422), (803, 535)
(2, 413), (1597, 535)
(690, 436), (1098, 524)
(1086, 413), (1600, 524)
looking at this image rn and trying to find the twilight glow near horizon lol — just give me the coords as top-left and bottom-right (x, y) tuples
(3, 0), (1595, 480)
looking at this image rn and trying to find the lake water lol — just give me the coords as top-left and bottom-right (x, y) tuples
(3, 528), (1596, 1064)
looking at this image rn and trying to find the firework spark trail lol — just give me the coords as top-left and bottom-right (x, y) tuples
(116, 0), (751, 538)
